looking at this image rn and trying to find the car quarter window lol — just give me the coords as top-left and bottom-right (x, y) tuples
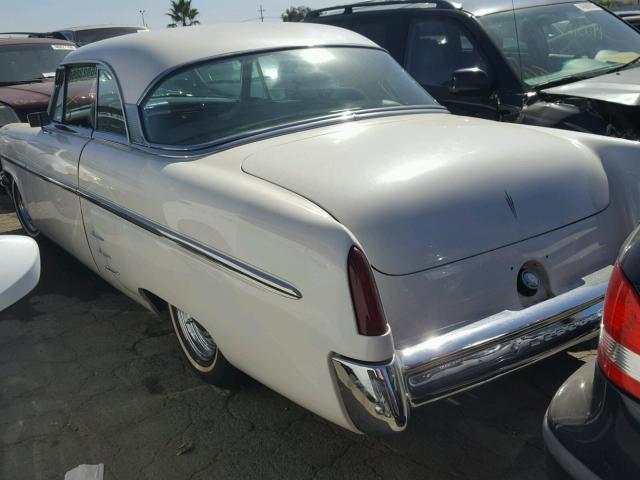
(50, 68), (65, 123)
(64, 64), (97, 129)
(96, 69), (127, 137)
(141, 47), (436, 147)
(405, 17), (489, 93)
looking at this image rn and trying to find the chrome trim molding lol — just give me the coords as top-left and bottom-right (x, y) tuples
(1, 154), (302, 299)
(132, 106), (447, 157)
(331, 355), (408, 434)
(1, 154), (77, 195)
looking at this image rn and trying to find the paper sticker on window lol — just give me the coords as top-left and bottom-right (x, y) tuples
(51, 44), (76, 50)
(574, 2), (601, 12)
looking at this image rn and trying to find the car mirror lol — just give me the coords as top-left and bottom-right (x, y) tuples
(449, 68), (491, 96)
(27, 111), (51, 128)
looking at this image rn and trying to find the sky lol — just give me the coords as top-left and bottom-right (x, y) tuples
(0, 0), (341, 32)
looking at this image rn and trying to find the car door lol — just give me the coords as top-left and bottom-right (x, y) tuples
(20, 64), (98, 270)
(78, 67), (138, 295)
(404, 15), (498, 119)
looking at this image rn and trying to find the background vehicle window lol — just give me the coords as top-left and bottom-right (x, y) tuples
(479, 3), (640, 87)
(405, 18), (489, 94)
(64, 65), (97, 129)
(0, 44), (74, 84)
(142, 47), (436, 147)
(96, 69), (126, 136)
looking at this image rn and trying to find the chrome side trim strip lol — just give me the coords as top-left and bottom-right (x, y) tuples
(0, 154), (77, 194)
(1, 154), (302, 299)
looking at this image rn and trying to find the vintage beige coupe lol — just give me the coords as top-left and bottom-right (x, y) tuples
(1, 23), (639, 434)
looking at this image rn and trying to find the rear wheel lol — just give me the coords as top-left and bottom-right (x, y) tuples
(168, 303), (243, 387)
(12, 180), (39, 237)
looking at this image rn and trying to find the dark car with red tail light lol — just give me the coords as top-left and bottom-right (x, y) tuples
(544, 226), (640, 479)
(0, 36), (75, 126)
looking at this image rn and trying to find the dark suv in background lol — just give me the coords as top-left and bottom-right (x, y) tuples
(307, 0), (640, 140)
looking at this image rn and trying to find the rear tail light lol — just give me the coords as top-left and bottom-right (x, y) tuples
(347, 246), (389, 336)
(598, 264), (640, 399)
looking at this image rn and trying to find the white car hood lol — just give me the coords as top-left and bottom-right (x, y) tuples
(242, 114), (609, 275)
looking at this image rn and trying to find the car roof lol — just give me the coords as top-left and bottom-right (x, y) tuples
(0, 36), (75, 47)
(309, 0), (596, 18)
(63, 23), (378, 104)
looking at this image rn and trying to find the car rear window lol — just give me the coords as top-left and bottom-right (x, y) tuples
(140, 47), (437, 148)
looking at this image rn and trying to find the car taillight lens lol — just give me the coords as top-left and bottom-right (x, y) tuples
(598, 263), (640, 399)
(347, 246), (388, 336)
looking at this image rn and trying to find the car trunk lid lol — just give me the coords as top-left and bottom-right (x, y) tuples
(242, 114), (609, 275)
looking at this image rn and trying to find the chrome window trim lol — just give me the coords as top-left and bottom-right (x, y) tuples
(56, 60), (131, 143)
(95, 64), (130, 141)
(0, 153), (301, 300)
(127, 106), (448, 158)
(92, 130), (128, 146)
(44, 122), (94, 140)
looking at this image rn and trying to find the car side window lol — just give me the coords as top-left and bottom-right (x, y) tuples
(64, 65), (97, 129)
(405, 17), (489, 93)
(96, 69), (126, 137)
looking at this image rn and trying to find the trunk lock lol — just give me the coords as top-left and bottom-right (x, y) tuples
(517, 262), (550, 307)
(518, 270), (540, 296)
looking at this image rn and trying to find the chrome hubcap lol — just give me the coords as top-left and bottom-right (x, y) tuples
(174, 307), (217, 364)
(15, 189), (36, 233)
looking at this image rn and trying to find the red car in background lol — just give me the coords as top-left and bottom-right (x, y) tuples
(0, 36), (75, 126)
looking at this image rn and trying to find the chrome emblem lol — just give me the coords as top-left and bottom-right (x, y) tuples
(505, 190), (518, 220)
(520, 271), (540, 291)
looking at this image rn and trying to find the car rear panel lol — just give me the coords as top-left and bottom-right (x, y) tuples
(375, 206), (624, 349)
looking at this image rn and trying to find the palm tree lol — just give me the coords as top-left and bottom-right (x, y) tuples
(167, 0), (201, 28)
(281, 6), (311, 22)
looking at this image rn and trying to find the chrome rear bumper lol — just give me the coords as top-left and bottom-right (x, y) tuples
(332, 266), (610, 434)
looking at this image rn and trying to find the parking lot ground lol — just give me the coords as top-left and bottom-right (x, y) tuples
(0, 191), (597, 480)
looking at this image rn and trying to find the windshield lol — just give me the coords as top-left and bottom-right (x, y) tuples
(141, 47), (438, 147)
(0, 44), (74, 84)
(76, 27), (145, 46)
(478, 2), (640, 87)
